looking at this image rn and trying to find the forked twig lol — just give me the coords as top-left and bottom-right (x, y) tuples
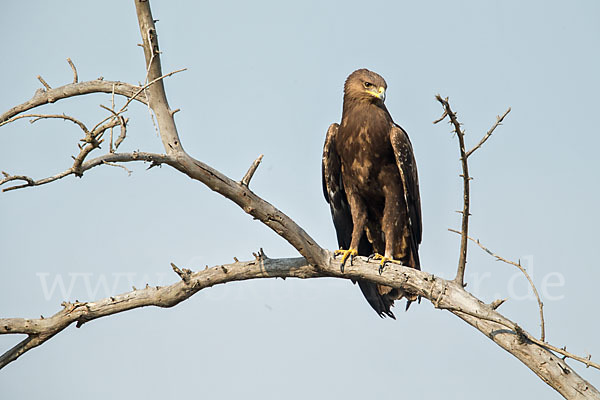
(449, 228), (545, 342)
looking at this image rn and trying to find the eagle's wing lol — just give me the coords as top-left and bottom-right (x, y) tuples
(322, 123), (353, 250)
(322, 123), (395, 318)
(390, 124), (422, 268)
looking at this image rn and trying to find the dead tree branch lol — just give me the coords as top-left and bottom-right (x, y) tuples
(66, 58), (78, 83)
(241, 154), (264, 187)
(37, 75), (51, 90)
(0, 80), (147, 125)
(466, 107), (511, 158)
(0, 152), (173, 192)
(0, 1), (597, 399)
(434, 95), (471, 287)
(1, 254), (597, 398)
(449, 228), (546, 342)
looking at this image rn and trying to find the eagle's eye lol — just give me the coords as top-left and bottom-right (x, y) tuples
(363, 82), (373, 88)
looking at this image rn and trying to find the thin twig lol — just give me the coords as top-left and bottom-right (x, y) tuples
(435, 95), (470, 288)
(102, 161), (132, 175)
(466, 107), (511, 158)
(432, 109), (448, 124)
(0, 80), (148, 125)
(99, 104), (127, 150)
(449, 228), (546, 342)
(109, 83), (115, 153)
(37, 75), (51, 90)
(88, 68), (186, 135)
(66, 58), (78, 83)
(1, 152), (171, 192)
(528, 336), (600, 371)
(0, 113), (88, 131)
(241, 154), (264, 187)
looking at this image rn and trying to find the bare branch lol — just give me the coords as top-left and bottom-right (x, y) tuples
(66, 58), (78, 83)
(0, 113), (89, 131)
(109, 84), (116, 153)
(0, 173), (35, 189)
(241, 154), (264, 187)
(0, 80), (147, 125)
(135, 3), (184, 156)
(102, 161), (132, 175)
(1, 152), (173, 192)
(99, 104), (127, 150)
(71, 118), (119, 176)
(466, 107), (511, 158)
(449, 228), (546, 342)
(435, 95), (470, 287)
(87, 67), (186, 138)
(36, 75), (51, 90)
(1, 2), (596, 398)
(432, 109), (448, 124)
(1, 254), (597, 398)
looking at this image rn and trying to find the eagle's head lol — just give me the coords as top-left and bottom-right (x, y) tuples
(344, 68), (387, 105)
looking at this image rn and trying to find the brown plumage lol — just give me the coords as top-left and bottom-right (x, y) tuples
(322, 69), (422, 318)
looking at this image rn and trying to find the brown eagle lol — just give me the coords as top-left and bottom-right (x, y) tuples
(322, 69), (422, 318)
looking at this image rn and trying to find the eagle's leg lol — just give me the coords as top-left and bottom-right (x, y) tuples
(377, 186), (408, 274)
(334, 191), (369, 273)
(334, 248), (358, 272)
(367, 253), (403, 274)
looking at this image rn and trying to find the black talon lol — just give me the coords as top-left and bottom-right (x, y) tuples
(379, 262), (385, 275)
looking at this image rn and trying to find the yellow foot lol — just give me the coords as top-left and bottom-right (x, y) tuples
(334, 248), (358, 272)
(367, 253), (403, 274)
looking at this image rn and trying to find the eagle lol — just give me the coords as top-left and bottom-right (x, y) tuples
(322, 69), (422, 319)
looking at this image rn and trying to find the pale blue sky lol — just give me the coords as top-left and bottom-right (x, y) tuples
(1, 1), (599, 398)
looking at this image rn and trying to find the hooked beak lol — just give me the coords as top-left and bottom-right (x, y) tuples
(367, 86), (386, 101)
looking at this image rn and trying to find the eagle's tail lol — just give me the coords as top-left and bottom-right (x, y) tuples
(357, 280), (396, 319)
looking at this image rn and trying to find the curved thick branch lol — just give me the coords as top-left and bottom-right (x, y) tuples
(1, 254), (597, 399)
(132, 2), (327, 266)
(0, 80), (147, 125)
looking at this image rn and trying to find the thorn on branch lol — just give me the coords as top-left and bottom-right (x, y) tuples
(37, 75), (51, 90)
(489, 298), (507, 310)
(171, 262), (192, 283)
(146, 161), (162, 170)
(241, 154), (264, 187)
